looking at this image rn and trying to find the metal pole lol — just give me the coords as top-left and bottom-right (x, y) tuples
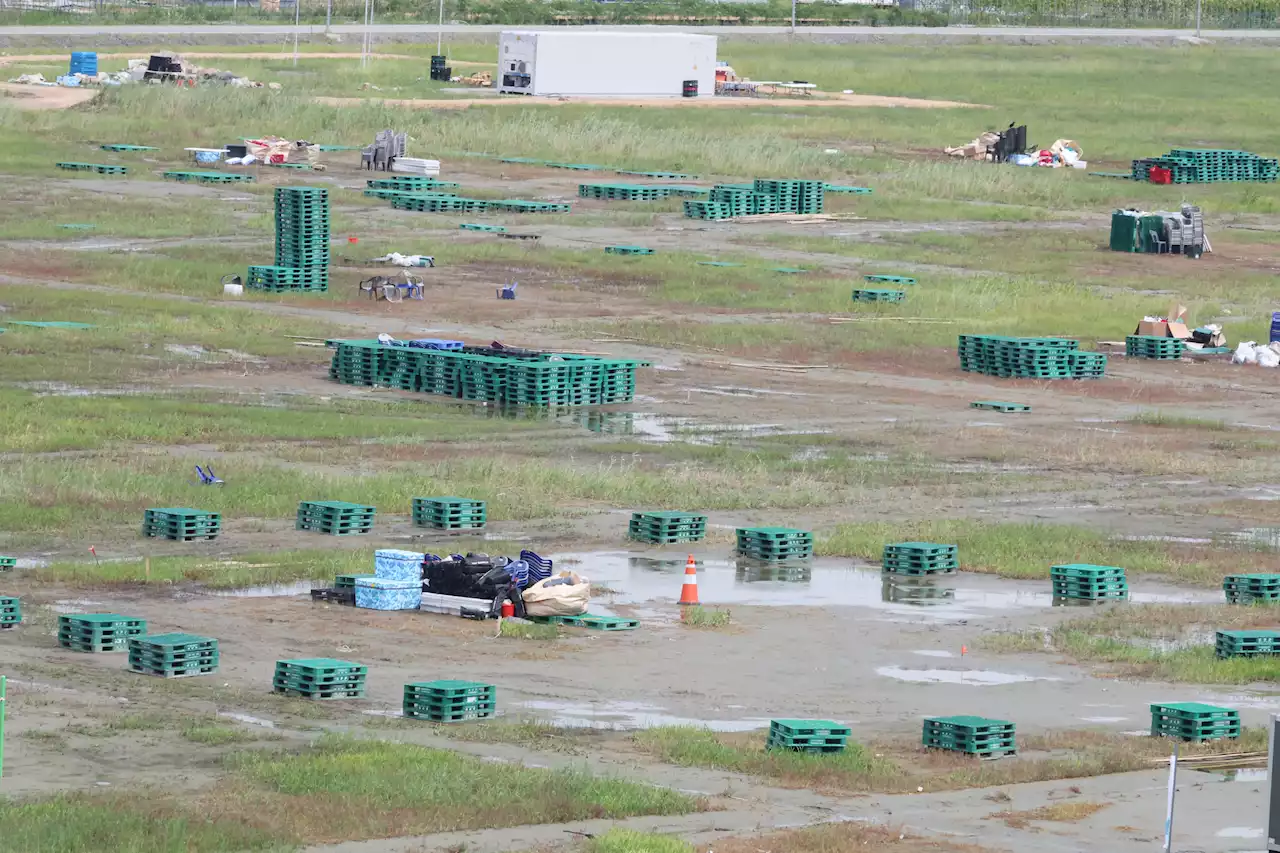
(293, 0), (300, 66)
(1163, 740), (1179, 853)
(1, 676), (7, 785)
(437, 0), (444, 55)
(326, 0), (331, 30)
(1195, 0), (1202, 36)
(790, 0), (796, 33)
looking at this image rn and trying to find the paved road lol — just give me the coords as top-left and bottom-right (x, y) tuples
(0, 23), (1275, 37)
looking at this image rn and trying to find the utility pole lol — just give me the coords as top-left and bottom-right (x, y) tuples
(1195, 0), (1202, 37)
(1163, 740), (1179, 853)
(790, 0), (796, 33)
(0, 676), (7, 785)
(438, 0), (445, 55)
(327, 0), (332, 30)
(293, 0), (300, 66)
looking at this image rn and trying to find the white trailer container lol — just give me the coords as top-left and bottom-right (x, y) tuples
(497, 30), (716, 97)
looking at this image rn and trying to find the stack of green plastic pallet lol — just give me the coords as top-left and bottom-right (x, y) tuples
(296, 500), (375, 535)
(142, 508), (221, 541)
(923, 715), (1016, 757)
(1126, 335), (1184, 360)
(1133, 149), (1279, 184)
(1215, 629), (1280, 659)
(365, 188), (460, 202)
(58, 614), (145, 653)
(682, 200), (733, 220)
(605, 245), (655, 256)
(404, 679), (495, 722)
(128, 633), (219, 678)
(851, 288), (904, 303)
(328, 340), (648, 407)
(0, 596), (19, 629)
(579, 184), (672, 201)
(1050, 563), (1128, 601)
(412, 497), (486, 531)
(1150, 702), (1239, 742)
(736, 527), (813, 561)
(1223, 573), (1280, 604)
(0, 555), (14, 572)
(251, 186), (330, 293)
(754, 179), (825, 214)
(708, 186), (781, 216)
(335, 573), (374, 589)
(628, 511), (707, 544)
(56, 162), (128, 175)
(882, 542), (958, 576)
(274, 658), (367, 700)
(767, 719), (851, 753)
(958, 335), (1106, 380)
(367, 177), (460, 191)
(163, 171), (254, 184)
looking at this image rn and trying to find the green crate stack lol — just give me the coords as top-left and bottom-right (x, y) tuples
(0, 595), (20, 629)
(142, 507), (221, 541)
(628, 511), (707, 544)
(767, 719), (851, 753)
(683, 200), (733, 220)
(271, 186), (329, 292)
(335, 573), (375, 589)
(459, 223), (507, 233)
(296, 500), (375, 535)
(708, 186), (780, 216)
(101, 144), (158, 152)
(824, 184), (873, 194)
(957, 334), (1097, 379)
(736, 527), (813, 561)
(162, 171), (254, 184)
(247, 265), (329, 292)
(58, 614), (146, 653)
(1126, 335), (1184, 360)
(392, 195), (484, 213)
(128, 633), (219, 678)
(923, 715), (1016, 757)
(1050, 563), (1128, 601)
(579, 184), (672, 201)
(56, 162), (128, 175)
(412, 497), (486, 531)
(327, 340), (648, 407)
(1067, 351), (1108, 378)
(864, 274), (916, 285)
(274, 658), (367, 700)
(883, 542), (958, 576)
(616, 170), (696, 179)
(1133, 149), (1279, 184)
(365, 188), (460, 202)
(487, 200), (571, 214)
(0, 555), (14, 572)
(1150, 702), (1240, 742)
(851, 288), (905, 303)
(404, 679), (496, 721)
(658, 186), (711, 198)
(367, 177), (460, 191)
(1216, 629), (1280, 659)
(1223, 573), (1280, 604)
(753, 178), (825, 214)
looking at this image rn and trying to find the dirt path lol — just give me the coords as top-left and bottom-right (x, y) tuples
(0, 81), (95, 110)
(316, 91), (983, 110)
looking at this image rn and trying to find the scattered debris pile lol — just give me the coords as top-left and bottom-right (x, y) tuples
(8, 51), (276, 90)
(1128, 305), (1227, 359)
(945, 125), (1084, 169)
(1134, 148), (1278, 184)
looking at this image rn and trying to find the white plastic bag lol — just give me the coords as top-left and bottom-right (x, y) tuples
(522, 572), (590, 617)
(1260, 347), (1280, 368)
(1233, 342), (1259, 365)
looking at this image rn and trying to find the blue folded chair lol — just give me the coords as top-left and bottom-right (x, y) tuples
(194, 465), (224, 486)
(520, 550), (553, 584)
(497, 282), (517, 300)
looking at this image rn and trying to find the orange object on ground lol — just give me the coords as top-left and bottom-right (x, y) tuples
(678, 554), (699, 606)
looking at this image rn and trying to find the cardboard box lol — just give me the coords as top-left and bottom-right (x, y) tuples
(1135, 305), (1191, 339)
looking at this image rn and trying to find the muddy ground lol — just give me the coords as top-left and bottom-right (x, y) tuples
(2, 150), (1280, 852)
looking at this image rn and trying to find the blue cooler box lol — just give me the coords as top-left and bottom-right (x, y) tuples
(355, 577), (421, 610)
(374, 549), (424, 581)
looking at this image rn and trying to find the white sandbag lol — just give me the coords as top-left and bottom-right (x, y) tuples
(522, 572), (590, 617)
(1233, 342), (1259, 364)
(1259, 347), (1280, 368)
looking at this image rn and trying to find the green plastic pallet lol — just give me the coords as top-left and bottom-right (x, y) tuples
(56, 162), (128, 175)
(100, 144), (158, 152)
(824, 185), (873, 194)
(864, 274), (916, 285)
(605, 245), (654, 255)
(851, 288), (905, 303)
(0, 556), (14, 572)
(460, 223), (507, 232)
(163, 171), (254, 184)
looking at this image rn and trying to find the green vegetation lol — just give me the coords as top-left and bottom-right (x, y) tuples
(818, 520), (1280, 586)
(983, 603), (1280, 684)
(227, 735), (697, 840)
(633, 725), (1268, 795)
(181, 723), (262, 746)
(680, 606), (732, 629)
(498, 619), (561, 640)
(0, 795), (279, 853)
(590, 829), (694, 853)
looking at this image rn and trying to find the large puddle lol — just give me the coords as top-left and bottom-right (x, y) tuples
(516, 699), (770, 731)
(557, 551), (1218, 617)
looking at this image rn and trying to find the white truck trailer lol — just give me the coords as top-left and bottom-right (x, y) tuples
(497, 30), (717, 98)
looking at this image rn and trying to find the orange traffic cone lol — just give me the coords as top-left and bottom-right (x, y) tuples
(678, 554), (699, 606)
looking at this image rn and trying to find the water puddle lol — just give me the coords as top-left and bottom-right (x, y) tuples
(1079, 716), (1128, 723)
(1223, 528), (1280, 550)
(875, 666), (1060, 686)
(1216, 827), (1264, 839)
(218, 712), (277, 729)
(1197, 768), (1267, 783)
(50, 598), (106, 614)
(913, 650), (956, 659)
(554, 551), (1217, 617)
(362, 709), (405, 719)
(210, 580), (322, 598)
(518, 699), (770, 731)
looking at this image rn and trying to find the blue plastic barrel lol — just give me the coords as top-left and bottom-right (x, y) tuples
(70, 51), (98, 76)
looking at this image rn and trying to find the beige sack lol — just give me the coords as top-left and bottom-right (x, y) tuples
(522, 572), (590, 617)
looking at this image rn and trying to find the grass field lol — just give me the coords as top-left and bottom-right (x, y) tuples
(3, 35), (1280, 853)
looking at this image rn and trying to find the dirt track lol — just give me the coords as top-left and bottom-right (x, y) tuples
(316, 91), (983, 110)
